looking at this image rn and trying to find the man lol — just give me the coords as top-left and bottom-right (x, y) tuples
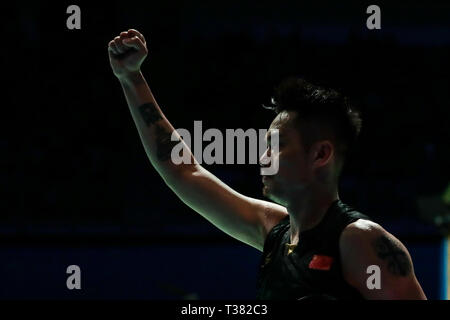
(108, 29), (427, 299)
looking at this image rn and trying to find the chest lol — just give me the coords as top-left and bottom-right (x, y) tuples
(258, 231), (344, 296)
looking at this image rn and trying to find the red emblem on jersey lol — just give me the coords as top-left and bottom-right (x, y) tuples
(308, 255), (333, 270)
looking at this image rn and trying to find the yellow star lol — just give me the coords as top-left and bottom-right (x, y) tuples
(285, 243), (297, 255)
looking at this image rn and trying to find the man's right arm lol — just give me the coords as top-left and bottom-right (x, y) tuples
(108, 29), (288, 251)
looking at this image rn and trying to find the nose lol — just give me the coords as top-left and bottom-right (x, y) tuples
(259, 148), (271, 168)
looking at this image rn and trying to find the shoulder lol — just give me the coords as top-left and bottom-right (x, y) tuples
(338, 219), (426, 299)
(339, 219), (408, 265)
(340, 219), (385, 242)
(339, 219), (407, 284)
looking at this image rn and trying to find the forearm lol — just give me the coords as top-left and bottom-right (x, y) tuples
(118, 71), (198, 182)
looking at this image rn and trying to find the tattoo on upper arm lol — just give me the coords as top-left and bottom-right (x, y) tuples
(373, 235), (412, 277)
(155, 124), (180, 161)
(139, 102), (162, 126)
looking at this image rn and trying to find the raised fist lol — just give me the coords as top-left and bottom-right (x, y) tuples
(108, 29), (148, 79)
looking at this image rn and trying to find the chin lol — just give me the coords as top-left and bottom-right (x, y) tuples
(262, 186), (269, 197)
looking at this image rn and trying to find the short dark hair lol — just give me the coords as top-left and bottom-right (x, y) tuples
(263, 77), (362, 163)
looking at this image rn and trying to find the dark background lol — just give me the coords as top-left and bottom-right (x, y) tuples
(2, 0), (449, 299)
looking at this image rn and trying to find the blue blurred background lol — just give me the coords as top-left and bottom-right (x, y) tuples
(2, 0), (450, 299)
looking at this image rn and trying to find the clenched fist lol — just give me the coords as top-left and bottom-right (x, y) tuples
(108, 29), (148, 79)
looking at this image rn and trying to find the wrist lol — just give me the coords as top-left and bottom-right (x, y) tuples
(117, 71), (144, 86)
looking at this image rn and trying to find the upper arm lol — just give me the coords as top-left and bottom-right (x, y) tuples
(339, 220), (427, 300)
(168, 166), (288, 251)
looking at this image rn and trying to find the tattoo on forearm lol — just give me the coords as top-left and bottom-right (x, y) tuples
(373, 235), (411, 276)
(139, 102), (162, 126)
(155, 124), (180, 161)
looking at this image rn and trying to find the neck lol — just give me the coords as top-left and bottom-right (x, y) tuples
(286, 187), (339, 245)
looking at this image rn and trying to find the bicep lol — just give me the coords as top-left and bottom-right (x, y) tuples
(168, 166), (287, 251)
(340, 221), (426, 300)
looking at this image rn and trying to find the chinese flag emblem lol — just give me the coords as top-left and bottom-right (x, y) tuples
(308, 255), (333, 271)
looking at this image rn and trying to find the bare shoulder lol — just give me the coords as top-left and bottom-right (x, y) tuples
(340, 219), (409, 253)
(339, 220), (381, 262)
(341, 219), (386, 241)
(339, 219), (426, 299)
(340, 219), (411, 265)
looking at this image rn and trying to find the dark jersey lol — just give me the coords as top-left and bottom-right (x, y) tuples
(256, 199), (372, 300)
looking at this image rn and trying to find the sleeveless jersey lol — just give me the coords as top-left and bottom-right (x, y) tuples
(256, 199), (372, 300)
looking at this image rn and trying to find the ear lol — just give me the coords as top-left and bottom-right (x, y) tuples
(310, 140), (334, 169)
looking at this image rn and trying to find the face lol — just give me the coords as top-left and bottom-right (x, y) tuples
(260, 111), (316, 206)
